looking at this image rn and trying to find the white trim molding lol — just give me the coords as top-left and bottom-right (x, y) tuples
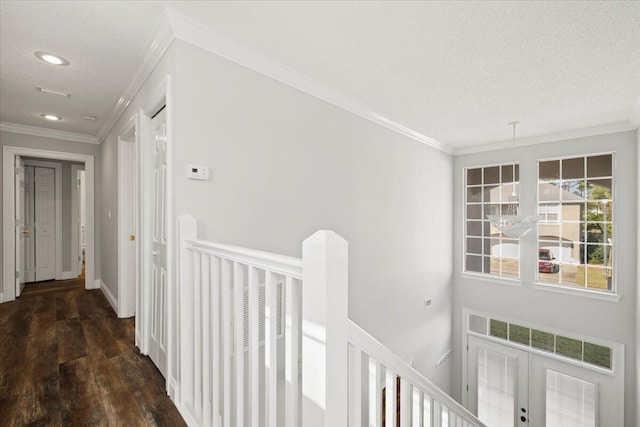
(60, 271), (75, 280)
(96, 11), (173, 142)
(165, 8), (452, 155)
(22, 159), (63, 281)
(0, 122), (98, 144)
(454, 121), (639, 156)
(2, 146), (96, 303)
(100, 280), (119, 314)
(92, 7), (640, 157)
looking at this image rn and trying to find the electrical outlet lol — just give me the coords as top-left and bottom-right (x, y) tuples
(424, 299), (432, 309)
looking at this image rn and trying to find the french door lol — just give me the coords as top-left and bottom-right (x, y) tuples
(468, 336), (620, 426)
(468, 336), (530, 426)
(529, 352), (620, 426)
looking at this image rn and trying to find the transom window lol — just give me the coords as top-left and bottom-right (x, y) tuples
(537, 154), (614, 291)
(465, 164), (520, 278)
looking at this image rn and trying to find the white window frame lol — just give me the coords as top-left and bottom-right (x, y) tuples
(535, 153), (616, 295)
(463, 162), (522, 280)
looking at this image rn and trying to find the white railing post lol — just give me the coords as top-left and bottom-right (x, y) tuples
(177, 214), (198, 410)
(302, 230), (349, 427)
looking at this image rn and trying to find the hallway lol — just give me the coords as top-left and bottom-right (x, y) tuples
(0, 285), (186, 426)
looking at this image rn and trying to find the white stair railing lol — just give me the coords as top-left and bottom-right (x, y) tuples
(302, 229), (485, 427)
(178, 215), (302, 427)
(177, 216), (483, 427)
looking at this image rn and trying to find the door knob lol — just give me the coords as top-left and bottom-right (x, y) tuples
(152, 251), (159, 256)
(22, 229), (30, 235)
(521, 416), (527, 422)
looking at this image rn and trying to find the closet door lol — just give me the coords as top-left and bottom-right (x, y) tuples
(148, 106), (168, 377)
(14, 156), (26, 296)
(35, 167), (56, 281)
(24, 166), (35, 283)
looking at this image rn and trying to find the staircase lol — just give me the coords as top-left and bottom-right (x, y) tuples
(174, 215), (484, 427)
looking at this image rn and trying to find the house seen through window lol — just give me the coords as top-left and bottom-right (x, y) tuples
(465, 164), (520, 278)
(537, 154), (614, 291)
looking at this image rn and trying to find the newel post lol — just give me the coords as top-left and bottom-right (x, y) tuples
(302, 230), (349, 427)
(174, 215), (197, 405)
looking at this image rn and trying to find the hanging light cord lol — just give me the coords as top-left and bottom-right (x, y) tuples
(509, 121), (519, 197)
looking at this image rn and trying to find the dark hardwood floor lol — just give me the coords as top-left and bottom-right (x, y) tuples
(0, 281), (186, 426)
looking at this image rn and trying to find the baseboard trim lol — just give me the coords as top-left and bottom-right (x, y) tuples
(99, 280), (119, 314)
(168, 377), (180, 402)
(60, 271), (76, 280)
(86, 278), (101, 290)
(176, 402), (200, 427)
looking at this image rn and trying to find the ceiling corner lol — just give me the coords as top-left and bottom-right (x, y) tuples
(0, 122), (99, 144)
(95, 9), (175, 143)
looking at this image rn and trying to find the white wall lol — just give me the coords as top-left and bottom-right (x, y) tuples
(0, 131), (101, 282)
(170, 39), (455, 389)
(452, 130), (637, 424)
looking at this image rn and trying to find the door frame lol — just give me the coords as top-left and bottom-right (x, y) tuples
(461, 308), (625, 425)
(117, 113), (139, 319)
(136, 75), (174, 397)
(2, 146), (96, 302)
(22, 159), (63, 280)
(71, 163), (84, 278)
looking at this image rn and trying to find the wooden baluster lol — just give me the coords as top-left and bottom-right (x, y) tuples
(211, 256), (221, 427)
(285, 276), (300, 427)
(233, 262), (245, 427)
(265, 271), (278, 427)
(221, 259), (232, 427)
(248, 266), (260, 427)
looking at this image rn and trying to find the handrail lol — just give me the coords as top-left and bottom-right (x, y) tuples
(347, 319), (485, 426)
(184, 239), (303, 279)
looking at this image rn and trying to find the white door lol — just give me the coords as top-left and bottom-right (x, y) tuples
(149, 106), (168, 377)
(34, 167), (56, 281)
(14, 156), (26, 296)
(79, 170), (86, 255)
(468, 335), (620, 427)
(77, 170), (83, 274)
(23, 166), (36, 283)
(530, 354), (620, 427)
(468, 336), (530, 426)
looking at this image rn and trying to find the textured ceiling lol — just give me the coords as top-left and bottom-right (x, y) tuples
(0, 0), (164, 135)
(1, 1), (639, 149)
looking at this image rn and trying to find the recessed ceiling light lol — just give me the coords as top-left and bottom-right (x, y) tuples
(41, 114), (62, 121)
(82, 115), (98, 121)
(36, 87), (71, 98)
(35, 51), (69, 66)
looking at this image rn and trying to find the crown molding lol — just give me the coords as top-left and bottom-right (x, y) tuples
(453, 121), (638, 156)
(630, 95), (640, 130)
(166, 9), (453, 155)
(96, 11), (174, 143)
(0, 122), (99, 144)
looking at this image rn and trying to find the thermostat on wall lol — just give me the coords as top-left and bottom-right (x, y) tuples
(186, 164), (209, 180)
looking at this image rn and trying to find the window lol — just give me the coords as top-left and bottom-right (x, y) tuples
(537, 154), (613, 291)
(465, 164), (520, 278)
(468, 313), (613, 370)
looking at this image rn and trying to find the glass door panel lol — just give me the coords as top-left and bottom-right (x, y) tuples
(545, 369), (596, 427)
(531, 354), (621, 426)
(468, 336), (530, 426)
